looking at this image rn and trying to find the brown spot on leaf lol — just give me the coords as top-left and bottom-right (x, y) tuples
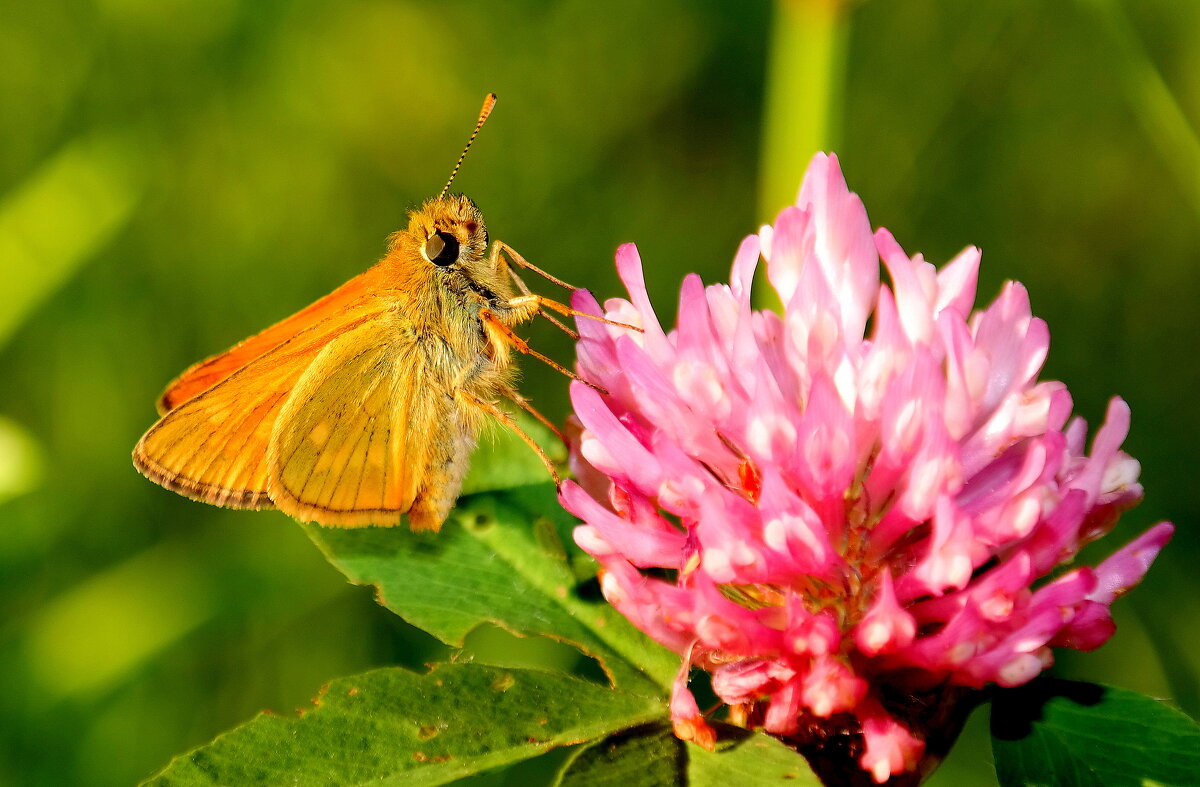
(347, 687), (359, 696)
(413, 752), (427, 763)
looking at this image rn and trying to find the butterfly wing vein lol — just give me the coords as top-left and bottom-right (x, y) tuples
(267, 321), (435, 525)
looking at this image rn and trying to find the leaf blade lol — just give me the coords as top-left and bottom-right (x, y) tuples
(305, 483), (677, 694)
(556, 724), (684, 787)
(144, 664), (665, 787)
(991, 679), (1200, 787)
(555, 723), (820, 787)
(687, 726), (821, 786)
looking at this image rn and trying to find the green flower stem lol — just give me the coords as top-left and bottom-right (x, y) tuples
(757, 0), (852, 312)
(759, 0), (851, 224)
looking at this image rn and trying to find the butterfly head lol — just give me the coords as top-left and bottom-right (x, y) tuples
(398, 194), (490, 268)
(386, 96), (506, 297)
(387, 195), (510, 303)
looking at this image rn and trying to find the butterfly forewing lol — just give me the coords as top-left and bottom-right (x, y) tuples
(134, 284), (392, 508)
(157, 269), (382, 414)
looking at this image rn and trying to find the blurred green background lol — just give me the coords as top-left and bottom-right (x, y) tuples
(1, 0), (1198, 784)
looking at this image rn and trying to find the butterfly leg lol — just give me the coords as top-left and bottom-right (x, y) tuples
(478, 308), (608, 394)
(457, 391), (561, 484)
(486, 244), (641, 334)
(498, 384), (566, 444)
(505, 266), (579, 339)
(489, 240), (579, 291)
(501, 294), (643, 333)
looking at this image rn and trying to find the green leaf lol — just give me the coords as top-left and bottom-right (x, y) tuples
(556, 724), (683, 786)
(991, 679), (1200, 787)
(305, 483), (678, 694)
(687, 727), (820, 786)
(556, 724), (820, 786)
(144, 663), (666, 786)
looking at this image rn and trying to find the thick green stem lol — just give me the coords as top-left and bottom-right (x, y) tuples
(759, 0), (851, 224)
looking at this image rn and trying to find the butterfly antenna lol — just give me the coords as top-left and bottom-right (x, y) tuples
(439, 93), (497, 200)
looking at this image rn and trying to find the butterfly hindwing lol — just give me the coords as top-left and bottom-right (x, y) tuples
(266, 314), (450, 527)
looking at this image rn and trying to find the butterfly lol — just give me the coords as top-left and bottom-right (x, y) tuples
(133, 94), (627, 531)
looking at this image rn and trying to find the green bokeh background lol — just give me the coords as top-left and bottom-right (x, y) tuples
(1, 1), (1197, 784)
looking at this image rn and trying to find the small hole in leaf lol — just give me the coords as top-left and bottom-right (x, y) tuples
(464, 511), (493, 532)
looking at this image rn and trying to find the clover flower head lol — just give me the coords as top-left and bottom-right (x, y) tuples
(560, 153), (1173, 783)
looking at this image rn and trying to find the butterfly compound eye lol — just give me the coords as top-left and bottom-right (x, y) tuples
(425, 231), (460, 266)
